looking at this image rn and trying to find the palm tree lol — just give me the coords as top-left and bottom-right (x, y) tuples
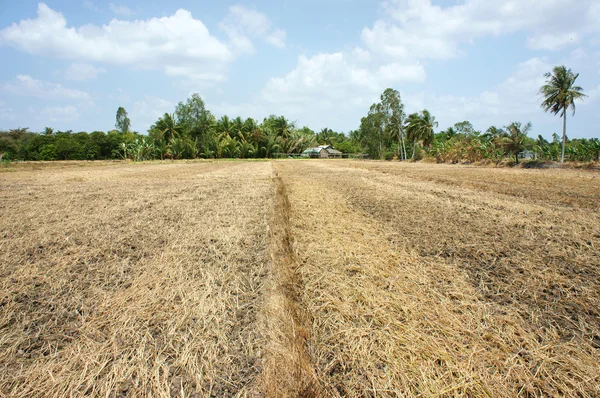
(260, 129), (281, 158)
(540, 66), (587, 163)
(483, 126), (504, 141)
(503, 122), (531, 164)
(443, 127), (456, 140)
(150, 113), (181, 144)
(316, 128), (336, 145)
(272, 116), (294, 139)
(231, 116), (244, 140)
(216, 115), (232, 139)
(405, 110), (437, 159)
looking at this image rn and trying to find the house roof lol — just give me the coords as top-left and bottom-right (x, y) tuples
(303, 145), (342, 155)
(325, 148), (342, 154)
(302, 148), (323, 154)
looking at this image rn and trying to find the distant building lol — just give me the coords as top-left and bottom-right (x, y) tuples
(518, 150), (536, 160)
(302, 145), (343, 159)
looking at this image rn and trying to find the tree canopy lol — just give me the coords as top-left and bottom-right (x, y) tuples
(0, 69), (596, 164)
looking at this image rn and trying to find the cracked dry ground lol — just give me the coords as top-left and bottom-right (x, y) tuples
(1, 160), (599, 397)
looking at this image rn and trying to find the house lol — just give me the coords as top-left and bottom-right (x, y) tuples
(302, 145), (343, 159)
(518, 150), (536, 160)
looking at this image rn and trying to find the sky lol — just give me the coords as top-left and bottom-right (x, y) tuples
(0, 0), (599, 139)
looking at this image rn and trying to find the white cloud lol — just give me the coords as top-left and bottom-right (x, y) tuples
(217, 52), (426, 130)
(220, 5), (287, 52)
(527, 32), (580, 51)
(0, 100), (14, 121)
(262, 53), (425, 103)
(130, 96), (175, 133)
(583, 84), (600, 104)
(398, 57), (564, 135)
(64, 63), (106, 80)
(266, 29), (286, 49)
(377, 62), (426, 83)
(0, 3), (233, 83)
(109, 3), (133, 16)
(39, 105), (80, 122)
(164, 66), (226, 83)
(351, 47), (371, 63)
(362, 0), (600, 60)
(83, 0), (100, 12)
(263, 53), (376, 102)
(3, 75), (92, 103)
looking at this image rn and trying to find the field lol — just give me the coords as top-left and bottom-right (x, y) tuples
(1, 160), (599, 397)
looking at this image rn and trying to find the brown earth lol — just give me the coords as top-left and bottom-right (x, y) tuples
(1, 159), (599, 397)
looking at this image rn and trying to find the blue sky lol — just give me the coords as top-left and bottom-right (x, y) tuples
(0, 0), (599, 139)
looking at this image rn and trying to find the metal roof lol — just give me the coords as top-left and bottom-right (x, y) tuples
(302, 148), (323, 154)
(303, 145), (342, 155)
(325, 148), (342, 154)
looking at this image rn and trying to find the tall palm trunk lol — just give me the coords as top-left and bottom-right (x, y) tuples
(561, 110), (567, 164)
(401, 132), (407, 160)
(412, 138), (416, 159)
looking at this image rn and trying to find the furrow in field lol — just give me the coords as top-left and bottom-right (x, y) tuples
(342, 160), (600, 210)
(261, 164), (321, 397)
(275, 160), (600, 397)
(309, 160), (600, 338)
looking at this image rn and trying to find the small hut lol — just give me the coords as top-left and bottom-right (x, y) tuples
(302, 145), (343, 159)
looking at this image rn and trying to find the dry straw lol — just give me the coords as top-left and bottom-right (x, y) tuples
(1, 159), (599, 397)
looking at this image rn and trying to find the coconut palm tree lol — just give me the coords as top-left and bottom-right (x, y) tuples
(503, 122), (531, 164)
(540, 66), (587, 163)
(216, 115), (232, 139)
(316, 128), (336, 145)
(150, 113), (181, 144)
(405, 109), (437, 159)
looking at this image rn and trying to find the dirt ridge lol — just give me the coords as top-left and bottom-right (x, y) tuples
(261, 164), (321, 397)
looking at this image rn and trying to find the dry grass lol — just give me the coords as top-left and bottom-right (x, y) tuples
(260, 167), (320, 397)
(346, 160), (600, 210)
(276, 160), (600, 397)
(2, 159), (599, 397)
(0, 161), (273, 397)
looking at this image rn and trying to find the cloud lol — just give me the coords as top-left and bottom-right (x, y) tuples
(262, 53), (425, 103)
(399, 57), (559, 135)
(39, 105), (80, 122)
(130, 96), (175, 133)
(83, 0), (100, 12)
(0, 100), (14, 121)
(377, 62), (426, 83)
(220, 5), (287, 52)
(527, 32), (580, 51)
(216, 52), (426, 130)
(266, 29), (286, 49)
(3, 75), (92, 103)
(0, 3), (233, 83)
(109, 3), (133, 16)
(63, 63), (106, 80)
(351, 47), (371, 63)
(362, 0), (600, 60)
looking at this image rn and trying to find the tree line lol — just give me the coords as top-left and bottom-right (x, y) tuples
(1, 65), (597, 163)
(0, 96), (359, 162)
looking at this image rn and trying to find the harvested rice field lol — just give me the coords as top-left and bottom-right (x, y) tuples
(1, 160), (599, 397)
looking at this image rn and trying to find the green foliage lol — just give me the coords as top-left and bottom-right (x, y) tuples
(5, 75), (597, 164)
(540, 65), (587, 163)
(453, 121), (475, 136)
(502, 122), (532, 164)
(406, 110), (437, 159)
(115, 106), (131, 134)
